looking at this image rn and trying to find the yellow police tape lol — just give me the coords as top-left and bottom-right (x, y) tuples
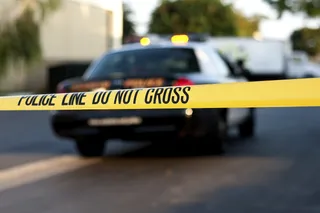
(0, 78), (320, 111)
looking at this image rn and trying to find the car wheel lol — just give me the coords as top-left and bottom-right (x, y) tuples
(202, 112), (228, 154)
(238, 108), (255, 138)
(75, 137), (106, 157)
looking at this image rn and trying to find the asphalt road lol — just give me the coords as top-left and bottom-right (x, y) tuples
(0, 108), (320, 213)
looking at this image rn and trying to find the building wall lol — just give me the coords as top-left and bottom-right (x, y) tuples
(0, 0), (123, 92)
(41, 0), (123, 62)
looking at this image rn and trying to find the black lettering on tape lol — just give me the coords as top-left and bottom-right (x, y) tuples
(162, 88), (173, 104)
(114, 89), (136, 104)
(17, 95), (56, 107)
(30, 96), (36, 106)
(62, 94), (69, 105)
(49, 95), (56, 106)
(62, 92), (86, 106)
(132, 89), (142, 104)
(181, 86), (191, 104)
(69, 94), (75, 105)
(114, 90), (124, 104)
(144, 86), (191, 105)
(153, 88), (164, 104)
(79, 93), (86, 105)
(18, 96), (27, 106)
(25, 96), (33, 106)
(172, 87), (182, 104)
(92, 91), (111, 105)
(34, 95), (44, 106)
(123, 90), (133, 104)
(39, 95), (48, 105)
(144, 88), (154, 104)
(101, 91), (111, 104)
(26, 95), (38, 106)
(92, 92), (99, 104)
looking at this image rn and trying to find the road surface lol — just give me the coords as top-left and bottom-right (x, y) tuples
(0, 108), (320, 213)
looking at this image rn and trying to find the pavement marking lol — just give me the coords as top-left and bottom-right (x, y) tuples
(0, 156), (100, 192)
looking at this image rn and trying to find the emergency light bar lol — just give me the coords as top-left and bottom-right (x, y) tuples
(156, 33), (210, 42)
(171, 35), (189, 44)
(140, 37), (150, 46)
(139, 33), (210, 46)
(186, 33), (210, 42)
(140, 33), (210, 43)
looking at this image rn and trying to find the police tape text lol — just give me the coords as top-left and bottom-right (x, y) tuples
(18, 94), (57, 106)
(62, 93), (86, 106)
(145, 87), (190, 104)
(91, 87), (191, 105)
(16, 86), (192, 108)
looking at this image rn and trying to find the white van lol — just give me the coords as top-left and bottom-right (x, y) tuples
(288, 51), (320, 78)
(209, 37), (292, 81)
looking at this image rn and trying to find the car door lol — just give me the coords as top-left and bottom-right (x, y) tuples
(204, 47), (250, 126)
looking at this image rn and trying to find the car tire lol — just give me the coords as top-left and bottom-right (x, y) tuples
(202, 111), (228, 154)
(75, 137), (106, 157)
(238, 108), (255, 138)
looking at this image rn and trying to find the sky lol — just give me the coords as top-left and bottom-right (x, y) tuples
(123, 0), (319, 40)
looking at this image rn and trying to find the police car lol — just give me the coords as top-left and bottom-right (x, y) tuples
(50, 34), (256, 157)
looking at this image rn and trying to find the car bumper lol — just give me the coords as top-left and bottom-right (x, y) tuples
(50, 109), (209, 141)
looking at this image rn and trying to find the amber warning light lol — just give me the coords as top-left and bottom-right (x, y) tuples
(171, 35), (189, 44)
(140, 37), (150, 46)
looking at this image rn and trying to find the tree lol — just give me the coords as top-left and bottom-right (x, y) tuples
(0, 0), (61, 74)
(290, 27), (320, 56)
(234, 11), (266, 37)
(149, 0), (237, 36)
(122, 3), (136, 43)
(263, 0), (320, 18)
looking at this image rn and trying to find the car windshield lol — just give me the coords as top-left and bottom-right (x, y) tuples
(83, 47), (200, 79)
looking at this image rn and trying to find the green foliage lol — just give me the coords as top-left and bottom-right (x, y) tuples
(35, 0), (62, 22)
(0, 10), (40, 73)
(263, 0), (320, 18)
(290, 27), (320, 56)
(234, 12), (266, 37)
(149, 0), (238, 36)
(123, 3), (136, 43)
(0, 0), (61, 75)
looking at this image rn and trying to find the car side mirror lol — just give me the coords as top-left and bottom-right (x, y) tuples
(236, 59), (245, 69)
(234, 59), (250, 78)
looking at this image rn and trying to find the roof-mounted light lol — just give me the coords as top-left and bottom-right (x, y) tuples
(171, 34), (189, 44)
(140, 37), (151, 46)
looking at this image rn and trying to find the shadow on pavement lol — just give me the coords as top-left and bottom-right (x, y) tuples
(106, 133), (257, 159)
(0, 132), (260, 158)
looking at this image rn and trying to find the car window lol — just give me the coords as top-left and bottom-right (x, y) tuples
(216, 51), (237, 75)
(84, 47), (201, 79)
(204, 48), (231, 77)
